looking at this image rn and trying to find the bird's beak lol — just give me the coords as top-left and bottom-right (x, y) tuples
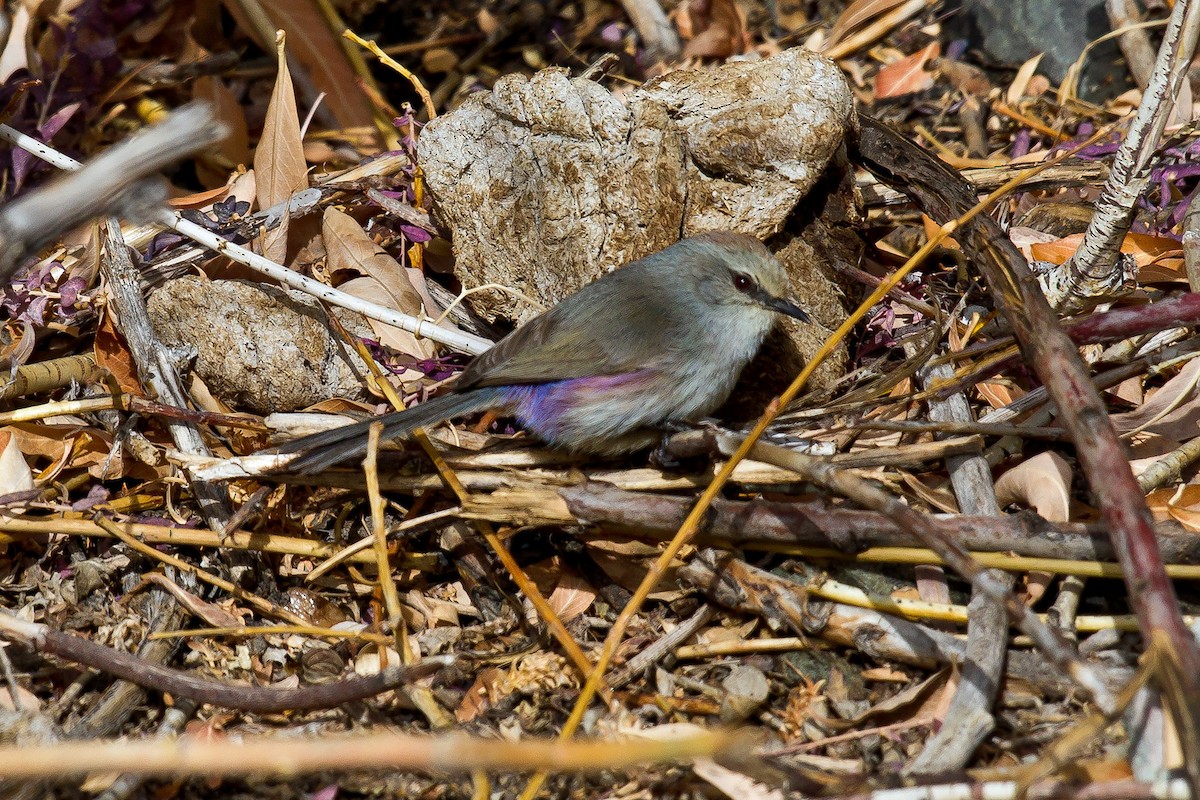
(763, 294), (810, 323)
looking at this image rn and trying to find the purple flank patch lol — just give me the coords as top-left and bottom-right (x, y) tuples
(500, 371), (656, 438)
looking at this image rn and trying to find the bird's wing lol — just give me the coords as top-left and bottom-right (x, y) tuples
(457, 267), (677, 389)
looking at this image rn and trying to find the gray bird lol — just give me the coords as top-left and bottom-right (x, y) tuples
(279, 231), (810, 472)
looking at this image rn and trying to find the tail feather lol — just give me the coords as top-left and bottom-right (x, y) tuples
(277, 388), (502, 474)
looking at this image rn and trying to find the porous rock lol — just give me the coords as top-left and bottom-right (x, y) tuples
(147, 277), (369, 414)
(637, 46), (854, 237)
(418, 67), (688, 325)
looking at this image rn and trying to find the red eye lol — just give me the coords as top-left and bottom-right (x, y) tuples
(733, 273), (753, 293)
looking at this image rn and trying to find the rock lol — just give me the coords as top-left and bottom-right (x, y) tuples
(147, 277), (370, 414)
(418, 68), (687, 325)
(638, 46), (854, 238)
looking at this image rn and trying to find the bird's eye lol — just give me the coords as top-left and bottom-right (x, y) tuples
(732, 273), (753, 293)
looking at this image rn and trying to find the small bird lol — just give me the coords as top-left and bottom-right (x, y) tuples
(279, 231), (810, 473)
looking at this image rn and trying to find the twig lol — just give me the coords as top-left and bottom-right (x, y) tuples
(0, 724), (744, 781)
(738, 438), (1117, 712)
(907, 352), (1008, 773)
(618, 0), (681, 61)
(608, 604), (715, 690)
(0, 103), (226, 280)
(1107, 0), (1160, 90)
(365, 422), (404, 627)
(101, 220), (232, 532)
(0, 125), (492, 356)
(1052, 0), (1200, 313)
(1182, 189), (1200, 292)
(0, 607), (452, 713)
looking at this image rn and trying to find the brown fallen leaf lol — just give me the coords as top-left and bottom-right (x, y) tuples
(323, 208), (438, 372)
(826, 0), (913, 50)
(1110, 356), (1200, 440)
(0, 429), (34, 498)
(875, 42), (939, 100)
(994, 451), (1073, 522)
(255, 33), (308, 264)
(675, 0), (750, 59)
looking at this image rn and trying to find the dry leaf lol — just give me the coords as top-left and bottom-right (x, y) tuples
(875, 42), (939, 99)
(1147, 484), (1200, 531)
(826, 0), (912, 49)
(1107, 375), (1144, 406)
(861, 666), (910, 682)
(168, 183), (232, 209)
(547, 573), (596, 623)
(477, 8), (501, 37)
(353, 643), (407, 676)
(255, 33), (307, 263)
(1031, 231), (1182, 267)
(192, 74), (252, 186)
(0, 4), (32, 83)
(4, 422), (158, 481)
(93, 310), (143, 395)
(1110, 356), (1200, 439)
(0, 430), (34, 497)
(677, 0), (750, 59)
(323, 207), (437, 363)
(1006, 54), (1044, 105)
(456, 666), (503, 722)
(693, 757), (786, 800)
(933, 58), (992, 95)
(995, 451), (1072, 521)
(977, 380), (1022, 408)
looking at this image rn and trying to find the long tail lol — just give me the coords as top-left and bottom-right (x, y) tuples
(276, 387), (504, 474)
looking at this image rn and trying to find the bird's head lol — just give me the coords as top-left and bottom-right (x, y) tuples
(687, 231), (811, 324)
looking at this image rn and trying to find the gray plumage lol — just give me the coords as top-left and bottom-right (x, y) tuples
(278, 231), (809, 473)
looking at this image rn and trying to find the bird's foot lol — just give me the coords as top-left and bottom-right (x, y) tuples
(649, 420), (724, 468)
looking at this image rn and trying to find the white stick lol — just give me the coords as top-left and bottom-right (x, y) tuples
(0, 121), (494, 356)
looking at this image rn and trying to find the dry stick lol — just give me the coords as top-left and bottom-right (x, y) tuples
(515, 126), (1105, 800)
(1053, 0), (1200, 313)
(0, 725), (744, 782)
(1183, 188), (1200, 292)
(681, 551), (1115, 701)
(0, 606), (453, 713)
(0, 516), (431, 566)
(607, 604), (716, 690)
(1108, 0), (1160, 90)
(857, 115), (1200, 786)
(906, 359), (1008, 772)
(618, 0), (682, 61)
(934, 293), (1200, 399)
(0, 353), (101, 401)
(101, 221), (232, 532)
(344, 29), (436, 121)
(553, 483), (1200, 564)
(859, 159), (1110, 208)
(364, 422), (404, 627)
(740, 439), (1116, 712)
